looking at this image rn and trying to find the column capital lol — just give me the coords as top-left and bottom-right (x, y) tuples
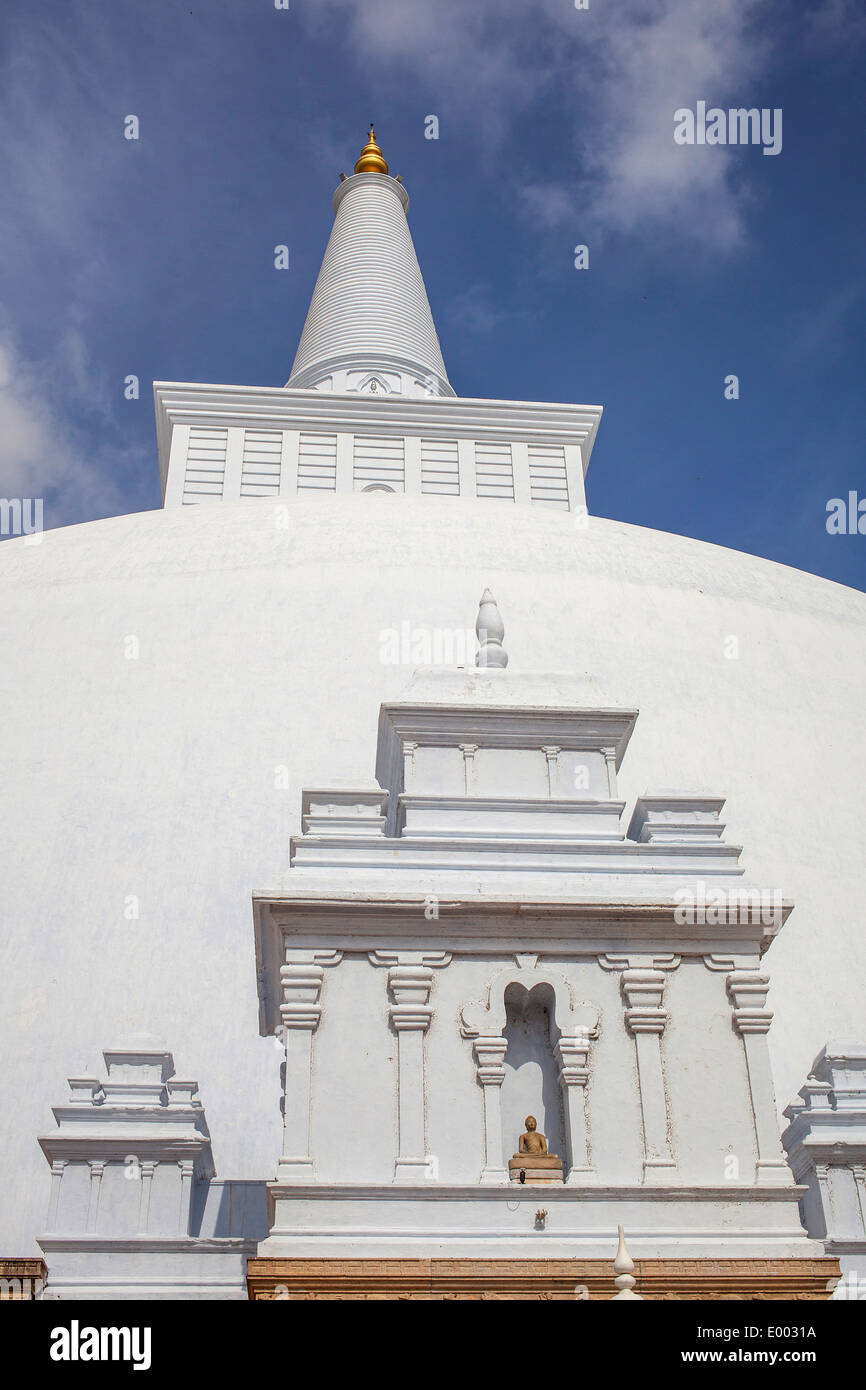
(280, 952), (343, 1032)
(473, 1036), (508, 1085)
(726, 969), (773, 1034)
(389, 966), (432, 1001)
(621, 967), (668, 1035)
(554, 1035), (592, 1087)
(384, 959), (450, 1030)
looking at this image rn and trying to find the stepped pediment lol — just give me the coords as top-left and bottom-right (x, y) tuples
(287, 674), (741, 878)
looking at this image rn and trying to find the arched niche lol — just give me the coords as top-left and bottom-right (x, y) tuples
(461, 964), (599, 1185)
(500, 981), (564, 1163)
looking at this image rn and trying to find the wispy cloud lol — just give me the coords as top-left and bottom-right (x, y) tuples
(0, 9), (209, 531)
(806, 0), (866, 49)
(781, 277), (866, 367)
(0, 330), (147, 532)
(302, 0), (788, 250)
(446, 283), (522, 335)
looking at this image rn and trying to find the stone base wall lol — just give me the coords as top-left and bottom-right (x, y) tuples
(0, 1259), (46, 1300)
(247, 1256), (841, 1301)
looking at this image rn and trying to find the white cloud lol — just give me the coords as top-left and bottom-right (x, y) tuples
(304, 0), (781, 248)
(0, 332), (144, 532)
(806, 0), (866, 48)
(446, 283), (522, 335)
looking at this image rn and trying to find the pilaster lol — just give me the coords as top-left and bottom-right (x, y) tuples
(600, 954), (679, 1182)
(727, 970), (790, 1184)
(137, 1161), (156, 1234)
(555, 1033), (595, 1181)
(369, 951), (451, 1181)
(277, 949), (343, 1182)
(541, 745), (561, 796)
(458, 743), (478, 795)
(178, 1159), (195, 1235)
(601, 745), (617, 798)
(474, 1038), (510, 1184)
(46, 1159), (67, 1233)
(86, 1160), (105, 1234)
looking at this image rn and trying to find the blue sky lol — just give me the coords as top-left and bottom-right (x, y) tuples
(1, 0), (864, 590)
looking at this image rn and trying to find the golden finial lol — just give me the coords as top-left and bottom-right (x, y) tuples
(354, 124), (389, 175)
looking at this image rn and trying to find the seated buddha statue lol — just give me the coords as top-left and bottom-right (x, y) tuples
(508, 1115), (564, 1183)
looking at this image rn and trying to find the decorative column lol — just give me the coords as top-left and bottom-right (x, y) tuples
(137, 1161), (156, 1233)
(601, 746), (618, 798)
(541, 745), (561, 797)
(474, 1038), (510, 1184)
(86, 1161), (105, 1233)
(853, 1164), (866, 1235)
(277, 948), (343, 1182)
(727, 971), (791, 1184)
(555, 1032), (596, 1182)
(402, 741), (418, 791)
(813, 1161), (832, 1222)
(177, 1159), (194, 1234)
(370, 951), (450, 1181)
(621, 968), (678, 1182)
(46, 1159), (67, 1233)
(458, 743), (478, 795)
(392, 966), (434, 1181)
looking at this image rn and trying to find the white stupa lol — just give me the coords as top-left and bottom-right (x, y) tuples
(1, 128), (864, 1301)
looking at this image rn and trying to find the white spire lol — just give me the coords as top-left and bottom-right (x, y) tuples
(611, 1224), (643, 1300)
(287, 130), (453, 398)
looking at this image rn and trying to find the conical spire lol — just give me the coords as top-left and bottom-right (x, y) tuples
(286, 128), (453, 398)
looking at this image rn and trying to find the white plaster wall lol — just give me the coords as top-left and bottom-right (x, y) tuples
(292, 952), (762, 1189)
(664, 962), (757, 1184)
(550, 959), (644, 1184)
(312, 955), (396, 1184)
(424, 956), (499, 1184)
(2, 491), (865, 1254)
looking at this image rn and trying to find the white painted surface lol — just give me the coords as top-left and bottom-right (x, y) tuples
(153, 381), (599, 513)
(287, 172), (452, 397)
(260, 1184), (819, 1260)
(783, 1041), (866, 1292)
(1, 492), (865, 1260)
